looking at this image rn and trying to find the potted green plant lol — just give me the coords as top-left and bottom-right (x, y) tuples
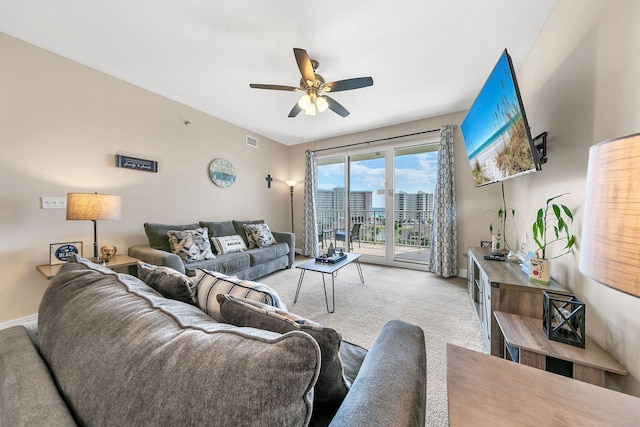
(530, 194), (576, 284)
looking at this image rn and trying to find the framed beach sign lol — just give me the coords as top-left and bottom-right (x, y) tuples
(50, 242), (83, 265)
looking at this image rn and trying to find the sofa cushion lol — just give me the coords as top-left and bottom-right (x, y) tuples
(167, 227), (215, 263)
(38, 255), (320, 427)
(246, 242), (290, 266)
(144, 222), (200, 252)
(244, 223), (278, 248)
(211, 235), (247, 254)
(218, 294), (350, 405)
(183, 252), (250, 277)
(232, 219), (264, 247)
(194, 269), (284, 321)
(0, 326), (77, 426)
(137, 261), (196, 304)
(199, 220), (236, 239)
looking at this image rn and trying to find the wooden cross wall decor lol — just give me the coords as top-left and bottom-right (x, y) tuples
(265, 174), (273, 188)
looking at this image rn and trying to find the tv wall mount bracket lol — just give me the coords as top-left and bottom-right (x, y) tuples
(533, 132), (548, 165)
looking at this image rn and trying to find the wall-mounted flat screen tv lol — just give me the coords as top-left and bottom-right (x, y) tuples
(461, 49), (541, 187)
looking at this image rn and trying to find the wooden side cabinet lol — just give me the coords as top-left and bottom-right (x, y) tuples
(467, 247), (568, 357)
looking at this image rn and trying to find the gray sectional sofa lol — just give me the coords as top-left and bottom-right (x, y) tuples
(0, 257), (427, 426)
(129, 219), (294, 279)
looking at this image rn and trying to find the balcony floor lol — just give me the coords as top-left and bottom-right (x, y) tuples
(321, 240), (431, 264)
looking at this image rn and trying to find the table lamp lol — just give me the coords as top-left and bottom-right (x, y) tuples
(579, 132), (640, 298)
(67, 192), (122, 263)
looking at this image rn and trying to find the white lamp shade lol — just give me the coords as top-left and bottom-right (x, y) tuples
(298, 94), (312, 110)
(579, 132), (640, 298)
(316, 96), (329, 112)
(67, 193), (122, 221)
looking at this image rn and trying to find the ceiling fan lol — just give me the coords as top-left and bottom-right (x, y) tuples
(249, 48), (373, 118)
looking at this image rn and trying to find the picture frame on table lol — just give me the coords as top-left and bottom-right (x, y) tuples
(50, 242), (83, 265)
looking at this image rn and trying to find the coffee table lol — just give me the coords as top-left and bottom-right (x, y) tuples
(294, 253), (364, 313)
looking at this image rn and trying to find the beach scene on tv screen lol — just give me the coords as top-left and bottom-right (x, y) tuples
(461, 52), (536, 186)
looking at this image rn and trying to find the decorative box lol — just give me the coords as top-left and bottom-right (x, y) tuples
(542, 291), (585, 348)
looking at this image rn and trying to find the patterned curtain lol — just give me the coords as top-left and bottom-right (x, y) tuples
(302, 150), (320, 257)
(429, 124), (458, 277)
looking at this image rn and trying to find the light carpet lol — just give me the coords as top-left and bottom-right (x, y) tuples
(258, 257), (486, 427)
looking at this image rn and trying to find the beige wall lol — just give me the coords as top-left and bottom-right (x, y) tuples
(0, 33), (292, 323)
(511, 0), (640, 396)
(289, 0), (640, 397)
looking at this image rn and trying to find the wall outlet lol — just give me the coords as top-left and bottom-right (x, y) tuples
(41, 197), (67, 209)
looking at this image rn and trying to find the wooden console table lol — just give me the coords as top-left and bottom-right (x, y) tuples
(447, 343), (640, 426)
(467, 247), (568, 357)
(36, 254), (140, 280)
(494, 311), (627, 387)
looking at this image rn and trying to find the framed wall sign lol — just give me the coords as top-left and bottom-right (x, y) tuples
(209, 158), (236, 188)
(116, 154), (158, 173)
(50, 242), (83, 265)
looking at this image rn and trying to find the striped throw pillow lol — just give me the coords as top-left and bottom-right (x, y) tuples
(194, 269), (284, 321)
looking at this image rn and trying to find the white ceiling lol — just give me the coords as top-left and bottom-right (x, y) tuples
(0, 0), (557, 145)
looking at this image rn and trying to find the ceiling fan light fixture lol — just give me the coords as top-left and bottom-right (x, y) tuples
(316, 96), (329, 112)
(304, 103), (317, 116)
(298, 94), (311, 110)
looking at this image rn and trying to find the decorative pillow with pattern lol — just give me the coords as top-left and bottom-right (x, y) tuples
(137, 261), (196, 305)
(167, 227), (215, 263)
(211, 235), (247, 254)
(243, 223), (277, 248)
(193, 269), (284, 321)
(217, 294), (350, 405)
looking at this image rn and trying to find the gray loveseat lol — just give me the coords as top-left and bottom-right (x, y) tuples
(0, 257), (427, 426)
(129, 219), (294, 279)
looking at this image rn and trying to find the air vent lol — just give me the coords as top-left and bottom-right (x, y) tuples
(246, 135), (258, 148)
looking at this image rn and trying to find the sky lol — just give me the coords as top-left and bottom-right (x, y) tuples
(318, 151), (438, 208)
(460, 50), (520, 157)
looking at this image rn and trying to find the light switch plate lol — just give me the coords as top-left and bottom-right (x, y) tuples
(41, 197), (67, 209)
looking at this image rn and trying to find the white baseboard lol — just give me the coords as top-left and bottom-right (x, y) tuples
(0, 314), (38, 330)
(458, 268), (468, 279)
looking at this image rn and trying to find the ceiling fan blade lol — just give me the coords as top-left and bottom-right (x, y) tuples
(250, 83), (302, 92)
(323, 77), (374, 92)
(293, 48), (315, 85)
(288, 103), (303, 118)
(324, 96), (350, 117)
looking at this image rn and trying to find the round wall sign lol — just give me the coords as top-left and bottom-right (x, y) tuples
(209, 158), (236, 188)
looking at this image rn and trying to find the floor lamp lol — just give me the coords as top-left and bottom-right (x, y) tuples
(67, 192), (122, 263)
(285, 181), (297, 234)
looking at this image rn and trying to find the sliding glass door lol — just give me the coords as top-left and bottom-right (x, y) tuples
(316, 138), (438, 266)
(392, 145), (438, 264)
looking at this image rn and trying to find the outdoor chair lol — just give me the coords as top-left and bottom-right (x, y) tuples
(336, 223), (362, 249)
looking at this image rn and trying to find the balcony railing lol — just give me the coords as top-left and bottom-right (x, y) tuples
(317, 209), (433, 249)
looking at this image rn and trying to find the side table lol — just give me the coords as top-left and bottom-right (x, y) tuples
(447, 344), (640, 426)
(493, 311), (627, 386)
(36, 254), (140, 280)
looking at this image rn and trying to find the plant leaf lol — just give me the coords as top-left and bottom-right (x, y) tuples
(561, 204), (573, 221)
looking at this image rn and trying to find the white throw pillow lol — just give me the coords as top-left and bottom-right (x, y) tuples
(194, 269), (285, 321)
(211, 235), (247, 254)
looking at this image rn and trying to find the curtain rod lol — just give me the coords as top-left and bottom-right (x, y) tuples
(310, 128), (441, 153)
